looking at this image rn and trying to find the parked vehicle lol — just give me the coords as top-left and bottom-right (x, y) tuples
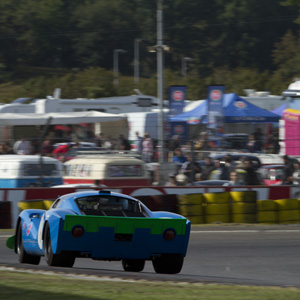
(0, 155), (63, 187)
(63, 155), (151, 187)
(7, 190), (191, 274)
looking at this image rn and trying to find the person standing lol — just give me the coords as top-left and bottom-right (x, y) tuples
(95, 133), (104, 147)
(282, 155), (295, 185)
(135, 131), (143, 155)
(200, 156), (215, 180)
(214, 158), (230, 180)
(13, 137), (32, 155)
(52, 143), (72, 159)
(180, 154), (202, 183)
(141, 133), (153, 163)
(246, 134), (262, 153)
(242, 158), (260, 185)
(223, 171), (240, 186)
(41, 139), (54, 156)
(168, 135), (181, 162)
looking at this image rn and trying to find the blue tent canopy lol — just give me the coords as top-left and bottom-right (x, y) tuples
(271, 102), (287, 116)
(169, 93), (280, 123)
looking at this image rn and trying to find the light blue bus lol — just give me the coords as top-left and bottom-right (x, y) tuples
(0, 155), (63, 188)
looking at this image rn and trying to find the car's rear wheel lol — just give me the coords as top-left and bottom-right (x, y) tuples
(16, 221), (40, 265)
(122, 259), (145, 272)
(44, 222), (75, 267)
(152, 254), (184, 274)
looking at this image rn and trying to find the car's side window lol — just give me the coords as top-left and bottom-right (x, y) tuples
(52, 198), (61, 209)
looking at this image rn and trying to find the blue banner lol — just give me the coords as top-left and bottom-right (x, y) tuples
(170, 122), (188, 143)
(207, 85), (225, 141)
(168, 86), (186, 117)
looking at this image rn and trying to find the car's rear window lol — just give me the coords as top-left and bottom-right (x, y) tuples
(75, 195), (146, 217)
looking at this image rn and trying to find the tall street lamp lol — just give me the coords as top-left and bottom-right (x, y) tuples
(182, 57), (193, 77)
(157, 0), (165, 165)
(134, 38), (147, 85)
(113, 49), (127, 89)
(148, 1), (169, 165)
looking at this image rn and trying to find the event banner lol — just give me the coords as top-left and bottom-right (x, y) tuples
(169, 121), (188, 142)
(207, 85), (225, 142)
(168, 85), (186, 117)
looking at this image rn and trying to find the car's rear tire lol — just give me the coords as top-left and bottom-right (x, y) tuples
(152, 254), (184, 274)
(16, 221), (40, 265)
(122, 259), (145, 272)
(44, 222), (75, 267)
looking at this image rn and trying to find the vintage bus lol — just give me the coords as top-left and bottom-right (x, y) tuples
(0, 155), (63, 187)
(63, 155), (151, 187)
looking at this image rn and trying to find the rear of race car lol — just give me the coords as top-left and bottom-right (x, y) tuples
(54, 215), (190, 260)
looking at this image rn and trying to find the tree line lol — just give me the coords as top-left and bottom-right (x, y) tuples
(1, 0), (300, 101)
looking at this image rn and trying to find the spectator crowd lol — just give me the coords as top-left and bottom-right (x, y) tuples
(165, 150), (262, 187)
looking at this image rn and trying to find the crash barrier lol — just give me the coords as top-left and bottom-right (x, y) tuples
(1, 185), (300, 228)
(175, 192), (300, 224)
(176, 191), (258, 224)
(258, 198), (300, 224)
(18, 199), (55, 211)
(14, 192), (300, 225)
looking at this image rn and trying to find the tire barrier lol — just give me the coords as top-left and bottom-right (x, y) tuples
(230, 191), (257, 203)
(203, 192), (231, 204)
(274, 199), (300, 224)
(275, 199), (299, 211)
(230, 191), (257, 224)
(177, 194), (204, 224)
(0, 201), (11, 229)
(257, 200), (278, 211)
(257, 200), (279, 224)
(18, 199), (55, 211)
(257, 211), (278, 224)
(203, 192), (231, 224)
(44, 200), (55, 210)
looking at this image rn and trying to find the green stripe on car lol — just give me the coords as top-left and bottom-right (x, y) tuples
(63, 215), (187, 235)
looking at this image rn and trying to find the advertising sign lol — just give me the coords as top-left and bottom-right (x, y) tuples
(170, 121), (188, 142)
(168, 86), (186, 117)
(207, 86), (225, 141)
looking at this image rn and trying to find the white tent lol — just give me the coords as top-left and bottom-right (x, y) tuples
(0, 111), (126, 126)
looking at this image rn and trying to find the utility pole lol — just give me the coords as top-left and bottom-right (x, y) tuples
(157, 0), (164, 164)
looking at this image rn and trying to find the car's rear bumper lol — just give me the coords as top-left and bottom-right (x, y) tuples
(55, 215), (191, 260)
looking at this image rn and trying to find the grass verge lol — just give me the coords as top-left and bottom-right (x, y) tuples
(0, 270), (299, 300)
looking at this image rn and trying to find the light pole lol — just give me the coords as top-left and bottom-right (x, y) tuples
(148, 1), (168, 165)
(134, 38), (147, 85)
(181, 57), (193, 77)
(157, 0), (164, 165)
(113, 49), (126, 89)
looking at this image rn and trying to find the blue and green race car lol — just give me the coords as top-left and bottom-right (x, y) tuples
(7, 190), (191, 274)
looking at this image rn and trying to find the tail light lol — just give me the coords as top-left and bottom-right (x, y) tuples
(72, 226), (84, 238)
(163, 229), (176, 240)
